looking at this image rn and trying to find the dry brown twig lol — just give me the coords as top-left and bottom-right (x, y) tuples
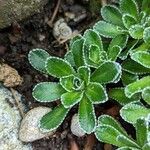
(47, 0), (62, 27)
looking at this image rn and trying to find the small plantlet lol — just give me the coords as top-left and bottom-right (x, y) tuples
(28, 35), (121, 133)
(95, 114), (150, 150)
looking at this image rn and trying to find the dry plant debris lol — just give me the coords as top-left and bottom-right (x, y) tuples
(0, 63), (23, 87)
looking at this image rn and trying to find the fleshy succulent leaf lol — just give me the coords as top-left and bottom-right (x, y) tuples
(91, 61), (121, 84)
(83, 29), (103, 50)
(142, 0), (150, 15)
(46, 57), (74, 78)
(93, 21), (124, 38)
(101, 5), (123, 26)
(60, 75), (74, 92)
(122, 59), (150, 75)
(95, 124), (126, 147)
(135, 118), (148, 147)
(108, 34), (128, 50)
(129, 24), (144, 39)
(142, 143), (150, 150)
(108, 88), (140, 105)
(108, 46), (122, 61)
(98, 115), (127, 136)
(79, 95), (96, 133)
(125, 76), (150, 98)
(89, 45), (101, 63)
(120, 0), (139, 19)
(71, 38), (85, 68)
(122, 71), (139, 86)
(120, 102), (150, 124)
(131, 51), (150, 69)
(78, 66), (90, 85)
(142, 87), (150, 105)
(40, 104), (69, 131)
(32, 82), (65, 102)
(28, 49), (49, 73)
(64, 51), (75, 67)
(61, 91), (83, 108)
(85, 82), (107, 104)
(143, 27), (150, 44)
(117, 135), (140, 148)
(122, 14), (137, 29)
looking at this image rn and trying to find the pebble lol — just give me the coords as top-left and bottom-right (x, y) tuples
(71, 114), (85, 137)
(19, 107), (56, 142)
(0, 84), (32, 150)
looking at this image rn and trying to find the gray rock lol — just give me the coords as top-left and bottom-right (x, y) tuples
(71, 114), (85, 137)
(0, 0), (48, 29)
(0, 85), (32, 150)
(19, 107), (56, 142)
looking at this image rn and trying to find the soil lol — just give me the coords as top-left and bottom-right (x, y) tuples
(0, 0), (135, 149)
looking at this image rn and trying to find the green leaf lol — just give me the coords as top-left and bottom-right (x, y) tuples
(64, 51), (75, 67)
(60, 75), (75, 92)
(89, 45), (101, 63)
(108, 88), (139, 105)
(91, 61), (121, 84)
(122, 59), (150, 75)
(143, 143), (150, 150)
(122, 14), (137, 29)
(69, 34), (82, 48)
(101, 5), (123, 26)
(79, 95), (96, 133)
(142, 87), (150, 105)
(108, 46), (122, 61)
(108, 34), (128, 50)
(117, 135), (140, 148)
(61, 91), (83, 108)
(98, 115), (127, 136)
(120, 102), (150, 124)
(131, 51), (150, 69)
(93, 21), (124, 38)
(143, 27), (150, 44)
(119, 39), (138, 60)
(125, 76), (150, 98)
(135, 118), (148, 147)
(40, 104), (69, 131)
(28, 49), (49, 73)
(129, 24), (144, 39)
(32, 82), (65, 102)
(122, 71), (139, 86)
(83, 29), (103, 50)
(120, 0), (138, 19)
(71, 38), (85, 68)
(142, 0), (150, 14)
(85, 82), (108, 104)
(95, 125), (125, 147)
(46, 57), (74, 78)
(78, 66), (90, 85)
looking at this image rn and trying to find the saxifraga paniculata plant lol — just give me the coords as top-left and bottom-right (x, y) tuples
(27, 0), (150, 145)
(95, 114), (150, 150)
(28, 30), (122, 133)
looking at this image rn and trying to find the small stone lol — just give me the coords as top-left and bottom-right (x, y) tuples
(0, 63), (23, 87)
(19, 107), (55, 142)
(71, 114), (85, 137)
(0, 85), (32, 149)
